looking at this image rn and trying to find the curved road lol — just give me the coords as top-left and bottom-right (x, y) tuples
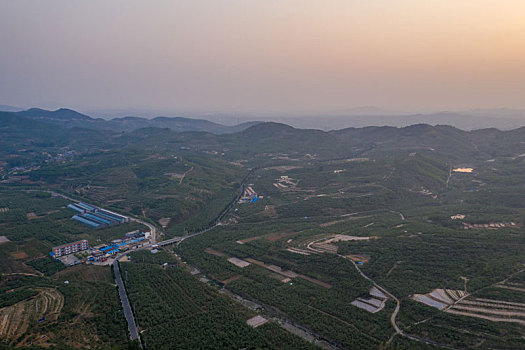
(108, 168), (253, 346)
(36, 175), (441, 347)
(131, 218), (157, 243)
(34, 174), (450, 347)
(116, 169), (440, 348)
(338, 254), (455, 349)
(337, 254), (402, 334)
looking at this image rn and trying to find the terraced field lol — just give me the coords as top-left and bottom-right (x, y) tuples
(0, 288), (64, 343)
(413, 282), (525, 326)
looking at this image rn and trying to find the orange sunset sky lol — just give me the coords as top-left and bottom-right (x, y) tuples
(1, 0), (524, 113)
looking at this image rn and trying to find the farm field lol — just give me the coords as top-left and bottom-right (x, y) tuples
(0, 287), (64, 342)
(119, 257), (319, 349)
(2, 114), (525, 348)
(0, 265), (128, 348)
(175, 153), (525, 349)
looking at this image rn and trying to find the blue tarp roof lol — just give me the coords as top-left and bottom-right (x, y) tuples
(72, 215), (100, 228)
(99, 238), (145, 252)
(125, 238), (145, 245)
(97, 209), (127, 221)
(76, 202), (95, 211)
(95, 210), (125, 222)
(67, 204), (85, 213)
(84, 213), (111, 225)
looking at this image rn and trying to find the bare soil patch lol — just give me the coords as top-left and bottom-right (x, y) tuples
(10, 251), (28, 260)
(261, 205), (278, 218)
(266, 231), (298, 242)
(286, 248), (311, 256)
(324, 235), (374, 243)
(346, 254), (371, 263)
(246, 315), (268, 328)
(158, 217), (171, 228)
(236, 237), (260, 244)
(26, 212), (39, 220)
(222, 275), (242, 285)
(227, 257), (251, 268)
(305, 235), (374, 254)
(320, 216), (371, 227)
(463, 222), (519, 230)
(265, 165), (302, 171)
(299, 275), (332, 289)
(236, 231), (298, 244)
(453, 167), (473, 173)
(204, 248), (225, 257)
(245, 258), (331, 288)
(163, 172), (184, 180)
(446, 309), (525, 324)
(495, 284), (525, 292)
(107, 199), (125, 203)
(273, 175), (299, 192)
(245, 258), (299, 278)
(309, 242), (338, 254)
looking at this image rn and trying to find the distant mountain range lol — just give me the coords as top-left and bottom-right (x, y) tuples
(0, 104), (24, 112)
(2, 106), (525, 136)
(3, 107), (260, 134)
(271, 111), (525, 131)
(2, 108), (525, 166)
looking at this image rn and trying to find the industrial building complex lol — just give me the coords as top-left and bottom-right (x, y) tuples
(89, 230), (150, 262)
(67, 202), (129, 228)
(50, 230), (151, 265)
(50, 239), (89, 257)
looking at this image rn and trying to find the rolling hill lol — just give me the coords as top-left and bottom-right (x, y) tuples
(8, 108), (260, 134)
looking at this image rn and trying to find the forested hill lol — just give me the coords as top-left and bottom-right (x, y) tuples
(2, 111), (525, 165)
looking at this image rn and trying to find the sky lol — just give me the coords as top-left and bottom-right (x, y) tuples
(1, 0), (525, 115)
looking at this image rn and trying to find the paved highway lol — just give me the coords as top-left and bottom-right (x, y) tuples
(113, 260), (140, 341)
(42, 171), (252, 347)
(108, 173), (249, 346)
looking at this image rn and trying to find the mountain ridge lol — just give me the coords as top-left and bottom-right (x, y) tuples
(9, 108), (260, 134)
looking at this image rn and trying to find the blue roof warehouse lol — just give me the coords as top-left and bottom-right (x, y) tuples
(68, 202), (130, 228)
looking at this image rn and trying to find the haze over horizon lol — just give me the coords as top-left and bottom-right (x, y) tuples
(1, 1), (525, 115)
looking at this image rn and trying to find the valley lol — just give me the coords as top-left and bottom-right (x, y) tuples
(1, 109), (525, 349)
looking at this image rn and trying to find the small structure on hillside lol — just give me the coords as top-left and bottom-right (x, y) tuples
(451, 214), (466, 220)
(246, 315), (268, 328)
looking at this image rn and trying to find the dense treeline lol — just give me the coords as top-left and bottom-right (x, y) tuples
(121, 261), (318, 349)
(27, 256), (66, 276)
(0, 288), (38, 308)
